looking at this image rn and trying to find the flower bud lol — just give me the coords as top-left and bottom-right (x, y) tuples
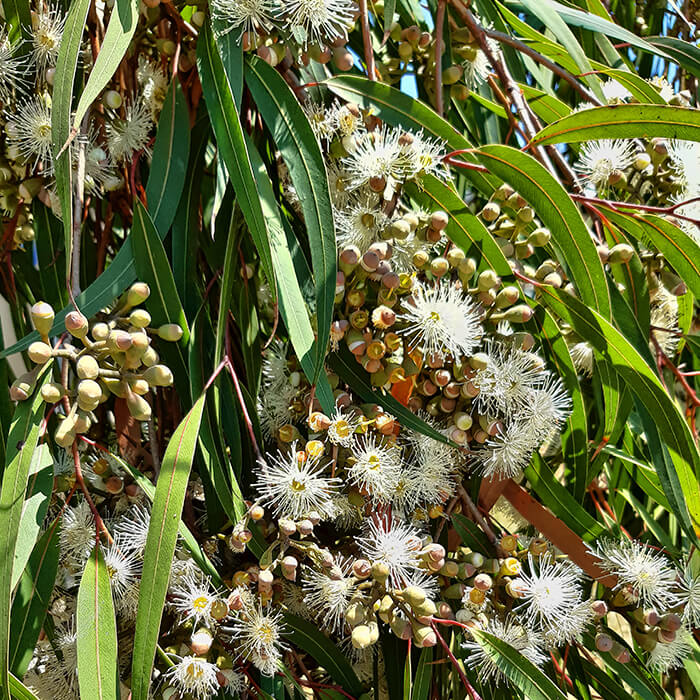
(76, 355), (99, 380)
(126, 391), (152, 421)
(77, 379), (102, 412)
(351, 625), (373, 649)
(190, 628), (213, 655)
(129, 309), (152, 328)
(371, 561), (390, 584)
(127, 283), (150, 307)
(353, 559), (371, 579)
(41, 382), (64, 403)
(55, 415), (77, 447)
(157, 324), (183, 342)
(480, 202), (500, 222)
(413, 626), (437, 647)
(403, 586), (426, 607)
(390, 616), (412, 640)
(31, 302), (55, 337)
(28, 341), (52, 364)
(608, 243), (634, 264)
(65, 311), (88, 338)
(527, 227), (551, 247)
(595, 633), (613, 652)
(143, 364), (174, 387)
(499, 304), (533, 323)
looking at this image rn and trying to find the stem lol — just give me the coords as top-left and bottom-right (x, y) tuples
(435, 0), (446, 117)
(72, 442), (114, 544)
(359, 0), (376, 81)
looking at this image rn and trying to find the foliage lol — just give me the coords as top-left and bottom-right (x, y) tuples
(0, 0), (699, 698)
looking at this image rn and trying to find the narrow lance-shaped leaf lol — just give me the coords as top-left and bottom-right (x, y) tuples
(51, 0), (91, 278)
(469, 629), (568, 700)
(0, 364), (51, 698)
(130, 395), (206, 700)
(72, 0), (140, 130)
(538, 284), (700, 538)
(10, 524), (60, 678)
(531, 105), (700, 147)
(245, 55), (337, 386)
(77, 546), (119, 700)
(145, 80), (191, 237)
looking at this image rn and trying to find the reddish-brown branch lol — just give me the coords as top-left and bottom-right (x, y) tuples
(358, 0), (376, 81)
(431, 622), (481, 699)
(435, 0), (446, 117)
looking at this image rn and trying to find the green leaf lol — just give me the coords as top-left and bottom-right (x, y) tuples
(131, 201), (190, 400)
(72, 0), (140, 131)
(518, 0), (604, 102)
(525, 454), (607, 542)
(145, 80), (191, 237)
(245, 133), (335, 414)
(405, 177), (511, 278)
(538, 285), (700, 538)
(604, 209), (700, 301)
(11, 444), (53, 590)
(77, 546), (119, 700)
(531, 105), (700, 147)
(109, 448), (222, 584)
(9, 674), (41, 700)
(452, 513), (494, 555)
(33, 201), (68, 310)
(51, 0), (92, 277)
(0, 365), (51, 698)
(10, 525), (60, 678)
(131, 395), (206, 700)
(324, 75), (493, 195)
(646, 36), (700, 76)
(476, 145), (611, 317)
(592, 69), (667, 104)
(327, 347), (452, 446)
(1, 0), (31, 45)
(469, 629), (567, 700)
(412, 648), (433, 700)
(529, 308), (588, 498)
(196, 23), (275, 303)
(283, 614), (364, 696)
(245, 56), (336, 385)
(603, 443), (669, 510)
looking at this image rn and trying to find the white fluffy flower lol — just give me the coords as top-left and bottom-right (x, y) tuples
(590, 538), (679, 610)
(341, 126), (411, 197)
(462, 616), (546, 685)
(261, 339), (289, 388)
(227, 604), (287, 676)
(60, 500), (96, 568)
(356, 514), (424, 589)
(402, 131), (450, 182)
(106, 99), (154, 163)
(398, 280), (482, 359)
(165, 656), (220, 700)
(520, 375), (572, 440)
(601, 79), (632, 103)
(258, 381), (296, 439)
(5, 93), (53, 173)
(472, 421), (539, 479)
(540, 599), (593, 647)
(302, 556), (361, 633)
(575, 139), (637, 188)
(650, 284), (681, 356)
(327, 493), (363, 530)
(335, 195), (388, 252)
(212, 0), (275, 36)
(255, 444), (340, 519)
(513, 555), (585, 630)
(136, 57), (168, 116)
(170, 570), (223, 627)
(649, 629), (693, 672)
(113, 503), (151, 554)
(31, 3), (65, 70)
(102, 543), (141, 600)
(0, 29), (26, 102)
(472, 342), (546, 414)
(327, 407), (360, 447)
(348, 434), (403, 502)
(569, 341), (594, 377)
(281, 0), (354, 47)
(667, 140), (700, 191)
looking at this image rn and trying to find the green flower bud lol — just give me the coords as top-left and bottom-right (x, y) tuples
(126, 283), (150, 307)
(527, 227), (551, 247)
(77, 379), (102, 412)
(607, 243), (635, 264)
(495, 286), (520, 309)
(55, 417), (76, 447)
(65, 311), (88, 339)
(41, 382), (64, 403)
(143, 364), (174, 387)
(129, 309), (151, 328)
(76, 355), (99, 380)
(27, 341), (52, 364)
(477, 269), (500, 291)
(31, 301), (55, 337)
(157, 324), (183, 342)
(480, 202), (500, 223)
(402, 586), (426, 607)
(351, 625), (373, 649)
(91, 322), (109, 341)
(126, 391), (152, 421)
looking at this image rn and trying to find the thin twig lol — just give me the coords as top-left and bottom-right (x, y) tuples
(435, 0), (446, 117)
(359, 0), (376, 81)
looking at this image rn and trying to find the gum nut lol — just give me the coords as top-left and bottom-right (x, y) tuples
(28, 341), (52, 364)
(31, 301), (55, 336)
(76, 355), (100, 379)
(65, 311), (88, 338)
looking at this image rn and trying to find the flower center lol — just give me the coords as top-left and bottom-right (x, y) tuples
(192, 595), (209, 611)
(291, 478), (307, 492)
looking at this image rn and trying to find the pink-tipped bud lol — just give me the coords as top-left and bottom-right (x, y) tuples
(353, 559), (372, 579)
(595, 633), (613, 652)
